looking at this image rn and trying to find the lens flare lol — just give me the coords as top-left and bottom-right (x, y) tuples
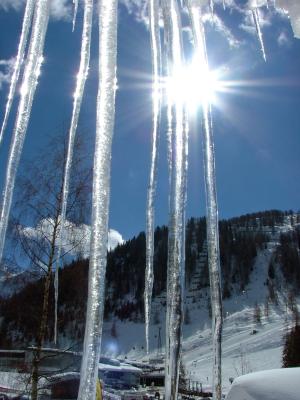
(165, 56), (220, 113)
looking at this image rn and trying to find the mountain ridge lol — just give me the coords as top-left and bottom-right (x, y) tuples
(0, 209), (299, 356)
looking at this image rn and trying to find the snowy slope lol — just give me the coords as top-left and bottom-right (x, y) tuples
(100, 231), (299, 393)
(101, 296), (297, 393)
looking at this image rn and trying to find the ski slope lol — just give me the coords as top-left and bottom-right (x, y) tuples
(100, 240), (299, 393)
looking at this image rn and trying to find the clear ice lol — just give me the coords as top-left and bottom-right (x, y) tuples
(144, 0), (162, 356)
(186, 1), (223, 399)
(161, 1), (187, 399)
(0, 0), (35, 146)
(0, 0), (50, 263)
(72, 0), (79, 32)
(77, 1), (119, 399)
(54, 0), (94, 345)
(3, 1), (300, 399)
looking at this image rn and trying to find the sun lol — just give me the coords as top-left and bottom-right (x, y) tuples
(165, 55), (222, 113)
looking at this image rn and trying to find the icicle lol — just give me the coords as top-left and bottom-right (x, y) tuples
(0, 0), (35, 146)
(163, 40), (173, 186)
(223, 0), (226, 10)
(186, 2), (223, 400)
(54, 0), (93, 345)
(0, 0), (50, 264)
(144, 0), (162, 356)
(210, 0), (214, 14)
(166, 96), (173, 184)
(72, 0), (79, 32)
(181, 107), (189, 315)
(77, 1), (118, 399)
(252, 8), (267, 62)
(161, 1), (187, 399)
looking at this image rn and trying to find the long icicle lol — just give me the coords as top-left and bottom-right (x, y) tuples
(54, 0), (93, 345)
(252, 7), (267, 62)
(72, 0), (79, 32)
(186, 2), (223, 400)
(161, 1), (186, 399)
(0, 0), (36, 146)
(0, 0), (50, 264)
(77, 1), (119, 399)
(144, 0), (162, 356)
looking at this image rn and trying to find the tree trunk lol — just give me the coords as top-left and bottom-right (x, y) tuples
(31, 214), (59, 400)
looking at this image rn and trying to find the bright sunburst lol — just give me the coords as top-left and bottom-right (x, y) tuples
(165, 55), (222, 113)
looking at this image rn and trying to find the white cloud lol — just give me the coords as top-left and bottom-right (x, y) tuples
(277, 30), (291, 46)
(248, 0), (268, 8)
(0, 0), (23, 11)
(50, 0), (72, 21)
(274, 0), (300, 38)
(21, 218), (124, 260)
(239, 6), (272, 36)
(0, 0), (72, 21)
(120, 0), (148, 24)
(108, 229), (124, 251)
(203, 12), (241, 48)
(0, 58), (15, 91)
(208, 0), (245, 13)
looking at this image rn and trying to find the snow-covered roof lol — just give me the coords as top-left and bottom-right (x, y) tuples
(26, 346), (82, 356)
(47, 372), (80, 383)
(98, 360), (142, 374)
(225, 368), (300, 400)
(0, 350), (25, 355)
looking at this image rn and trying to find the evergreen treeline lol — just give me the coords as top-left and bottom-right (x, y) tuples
(0, 210), (299, 348)
(282, 322), (300, 368)
(276, 230), (300, 288)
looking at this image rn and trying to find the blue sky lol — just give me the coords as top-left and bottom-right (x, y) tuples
(0, 0), (300, 240)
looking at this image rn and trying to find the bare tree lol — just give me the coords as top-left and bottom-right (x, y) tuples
(9, 132), (91, 400)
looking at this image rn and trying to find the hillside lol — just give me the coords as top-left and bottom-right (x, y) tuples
(0, 209), (299, 385)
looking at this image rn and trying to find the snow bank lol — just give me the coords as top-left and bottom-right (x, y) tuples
(225, 368), (300, 400)
(0, 372), (28, 392)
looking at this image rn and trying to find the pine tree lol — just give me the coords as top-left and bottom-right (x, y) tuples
(282, 323), (300, 367)
(184, 307), (191, 325)
(111, 321), (117, 338)
(179, 360), (188, 390)
(268, 261), (275, 280)
(264, 297), (269, 318)
(253, 303), (261, 324)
